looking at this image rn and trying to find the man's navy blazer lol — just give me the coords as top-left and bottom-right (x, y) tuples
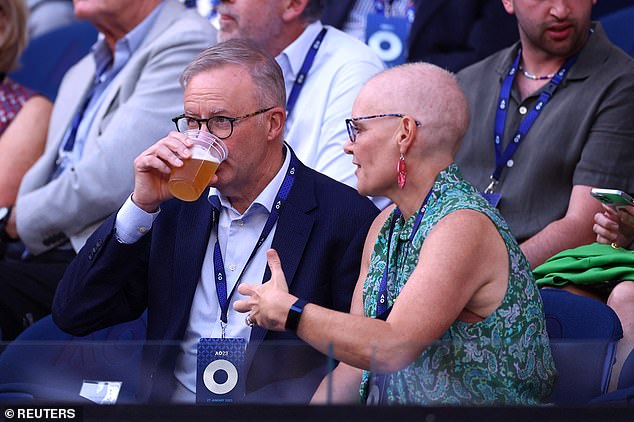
(321, 0), (518, 72)
(52, 150), (379, 403)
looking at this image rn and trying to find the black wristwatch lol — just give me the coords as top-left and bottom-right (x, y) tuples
(0, 206), (16, 243)
(285, 299), (308, 332)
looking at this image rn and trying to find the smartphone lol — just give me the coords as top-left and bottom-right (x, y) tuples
(591, 188), (634, 209)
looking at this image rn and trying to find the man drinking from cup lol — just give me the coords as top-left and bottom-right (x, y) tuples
(52, 39), (379, 404)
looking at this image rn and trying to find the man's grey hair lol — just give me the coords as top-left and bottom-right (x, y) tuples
(180, 39), (286, 109)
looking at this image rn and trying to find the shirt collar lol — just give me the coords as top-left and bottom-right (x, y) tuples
(90, 1), (165, 79)
(495, 21), (605, 83)
(277, 21), (324, 79)
(566, 22), (608, 81)
(208, 144), (292, 216)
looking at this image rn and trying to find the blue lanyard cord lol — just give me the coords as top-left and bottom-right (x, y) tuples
(376, 189), (433, 320)
(212, 154), (299, 326)
(488, 49), (578, 190)
(374, 0), (416, 23)
(285, 28), (327, 119)
(208, 0), (219, 18)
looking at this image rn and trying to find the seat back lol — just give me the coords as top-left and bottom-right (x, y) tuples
(600, 6), (634, 57)
(10, 21), (98, 101)
(618, 349), (634, 390)
(540, 289), (623, 404)
(0, 314), (146, 403)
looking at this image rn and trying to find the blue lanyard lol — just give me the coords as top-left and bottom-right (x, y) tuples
(208, 0), (219, 18)
(285, 28), (327, 119)
(374, 0), (416, 23)
(486, 49), (578, 193)
(212, 153), (298, 332)
(376, 190), (432, 320)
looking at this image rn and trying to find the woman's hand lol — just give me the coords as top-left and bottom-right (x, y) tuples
(593, 204), (634, 249)
(234, 249), (297, 331)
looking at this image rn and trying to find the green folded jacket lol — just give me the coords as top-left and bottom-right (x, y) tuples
(533, 242), (634, 287)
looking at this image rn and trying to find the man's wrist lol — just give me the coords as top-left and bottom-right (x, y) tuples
(285, 299), (308, 332)
(131, 193), (160, 214)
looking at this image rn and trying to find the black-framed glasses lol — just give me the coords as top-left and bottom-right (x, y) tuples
(345, 113), (421, 143)
(171, 107), (274, 139)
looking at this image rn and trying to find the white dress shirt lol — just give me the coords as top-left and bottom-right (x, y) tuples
(114, 146), (292, 403)
(276, 21), (388, 208)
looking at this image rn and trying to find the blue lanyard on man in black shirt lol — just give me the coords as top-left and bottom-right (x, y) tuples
(481, 48), (580, 208)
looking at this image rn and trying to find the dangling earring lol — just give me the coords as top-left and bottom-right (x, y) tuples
(397, 153), (407, 189)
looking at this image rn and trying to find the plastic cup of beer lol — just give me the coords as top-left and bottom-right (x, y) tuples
(168, 130), (228, 202)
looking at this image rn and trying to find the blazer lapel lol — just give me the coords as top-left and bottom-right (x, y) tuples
(246, 158), (317, 353)
(44, 59), (94, 160)
(166, 196), (214, 339)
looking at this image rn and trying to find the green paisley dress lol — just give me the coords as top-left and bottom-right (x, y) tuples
(359, 164), (557, 405)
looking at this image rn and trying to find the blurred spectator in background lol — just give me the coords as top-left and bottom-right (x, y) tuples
(455, 0), (634, 268)
(321, 0), (518, 71)
(26, 0), (75, 38)
(0, 0), (215, 341)
(217, 0), (385, 205)
(0, 0), (52, 209)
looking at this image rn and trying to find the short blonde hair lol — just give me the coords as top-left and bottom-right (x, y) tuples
(0, 0), (28, 73)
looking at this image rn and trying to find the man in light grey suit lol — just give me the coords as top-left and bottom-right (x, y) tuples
(0, 0), (215, 340)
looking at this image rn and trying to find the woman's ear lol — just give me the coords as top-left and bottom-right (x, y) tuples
(396, 115), (418, 155)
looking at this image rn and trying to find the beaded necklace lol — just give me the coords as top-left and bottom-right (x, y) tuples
(518, 65), (556, 80)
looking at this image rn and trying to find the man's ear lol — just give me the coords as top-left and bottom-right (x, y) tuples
(267, 106), (286, 141)
(281, 0), (310, 22)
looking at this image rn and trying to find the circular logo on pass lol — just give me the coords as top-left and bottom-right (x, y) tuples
(203, 359), (239, 394)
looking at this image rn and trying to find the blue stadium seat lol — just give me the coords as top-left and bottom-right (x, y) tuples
(10, 20), (97, 101)
(540, 289), (623, 404)
(600, 6), (634, 57)
(617, 349), (634, 390)
(0, 314), (146, 403)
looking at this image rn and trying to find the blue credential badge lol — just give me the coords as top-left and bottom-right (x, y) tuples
(196, 337), (246, 404)
(365, 14), (410, 67)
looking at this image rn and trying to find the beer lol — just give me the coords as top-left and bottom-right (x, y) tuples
(168, 146), (220, 202)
